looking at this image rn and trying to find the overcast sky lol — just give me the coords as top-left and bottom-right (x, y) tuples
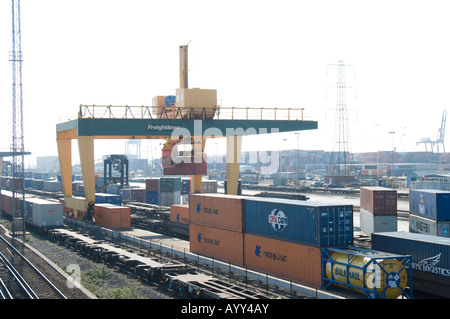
(1, 0), (449, 167)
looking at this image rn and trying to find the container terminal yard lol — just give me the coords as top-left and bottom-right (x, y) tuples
(2, 1), (450, 303)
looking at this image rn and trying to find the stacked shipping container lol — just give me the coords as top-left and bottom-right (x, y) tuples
(0, 190), (63, 228)
(372, 232), (450, 297)
(145, 177), (181, 206)
(189, 194), (245, 265)
(94, 203), (131, 230)
(409, 189), (450, 237)
(188, 194), (354, 288)
(359, 187), (398, 235)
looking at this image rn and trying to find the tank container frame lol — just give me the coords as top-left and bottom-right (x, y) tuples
(322, 246), (412, 299)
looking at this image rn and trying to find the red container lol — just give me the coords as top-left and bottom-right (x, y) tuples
(94, 204), (131, 230)
(244, 234), (322, 288)
(360, 186), (397, 216)
(170, 204), (189, 224)
(145, 178), (160, 192)
(1, 191), (13, 215)
(189, 193), (245, 231)
(131, 188), (146, 202)
(189, 223), (244, 265)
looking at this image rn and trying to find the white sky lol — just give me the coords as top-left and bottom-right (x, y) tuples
(1, 0), (449, 167)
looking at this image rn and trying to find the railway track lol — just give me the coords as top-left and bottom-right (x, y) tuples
(0, 235), (66, 299)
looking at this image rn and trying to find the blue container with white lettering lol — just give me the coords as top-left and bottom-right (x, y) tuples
(409, 189), (450, 221)
(372, 232), (450, 297)
(243, 198), (353, 247)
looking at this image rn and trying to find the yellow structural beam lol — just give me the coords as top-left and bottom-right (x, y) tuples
(226, 135), (242, 195)
(190, 137), (206, 193)
(57, 130), (74, 197)
(77, 136), (96, 205)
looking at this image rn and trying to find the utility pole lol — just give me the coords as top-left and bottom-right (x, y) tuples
(10, 0), (26, 238)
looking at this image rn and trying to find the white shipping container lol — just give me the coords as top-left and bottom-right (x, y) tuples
(26, 198), (63, 227)
(360, 209), (397, 235)
(43, 180), (62, 192)
(409, 214), (450, 237)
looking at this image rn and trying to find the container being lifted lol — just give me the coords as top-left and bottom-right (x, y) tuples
(322, 246), (412, 299)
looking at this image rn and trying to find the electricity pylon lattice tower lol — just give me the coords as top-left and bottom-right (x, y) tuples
(10, 0), (26, 237)
(328, 59), (355, 176)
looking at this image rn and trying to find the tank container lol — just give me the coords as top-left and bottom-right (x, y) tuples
(323, 246), (411, 299)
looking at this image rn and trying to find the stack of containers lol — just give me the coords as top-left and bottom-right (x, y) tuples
(145, 178), (161, 205)
(359, 186), (398, 235)
(159, 177), (181, 206)
(119, 188), (146, 203)
(409, 189), (450, 237)
(243, 197), (353, 288)
(94, 203), (131, 230)
(188, 194), (353, 289)
(189, 194), (246, 266)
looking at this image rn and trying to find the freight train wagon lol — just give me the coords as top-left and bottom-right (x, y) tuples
(0, 190), (63, 228)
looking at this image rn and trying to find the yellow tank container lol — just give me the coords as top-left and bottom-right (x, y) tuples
(325, 249), (408, 299)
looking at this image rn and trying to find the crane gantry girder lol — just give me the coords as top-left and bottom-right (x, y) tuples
(56, 114), (318, 218)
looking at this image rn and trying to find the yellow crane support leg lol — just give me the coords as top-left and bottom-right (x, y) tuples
(190, 137), (206, 194)
(57, 132), (73, 198)
(226, 135), (242, 195)
(78, 136), (96, 218)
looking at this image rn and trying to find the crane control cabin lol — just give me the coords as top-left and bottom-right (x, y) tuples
(56, 45), (318, 219)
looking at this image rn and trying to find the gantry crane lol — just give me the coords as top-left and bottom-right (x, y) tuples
(417, 109), (447, 153)
(56, 44), (318, 220)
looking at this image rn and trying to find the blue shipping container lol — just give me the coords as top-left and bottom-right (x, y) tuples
(95, 193), (122, 205)
(146, 191), (160, 205)
(409, 189), (450, 221)
(244, 198), (353, 247)
(372, 232), (450, 279)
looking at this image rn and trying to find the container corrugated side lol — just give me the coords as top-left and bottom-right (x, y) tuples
(360, 187), (397, 216)
(94, 203), (131, 230)
(189, 193), (245, 232)
(160, 177), (182, 192)
(146, 191), (160, 205)
(95, 193), (122, 205)
(189, 223), (244, 265)
(371, 232), (450, 279)
(145, 178), (160, 192)
(244, 198), (353, 247)
(360, 208), (397, 235)
(409, 214), (450, 237)
(244, 233), (322, 288)
(409, 189), (450, 221)
(25, 197), (63, 227)
(170, 204), (189, 224)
